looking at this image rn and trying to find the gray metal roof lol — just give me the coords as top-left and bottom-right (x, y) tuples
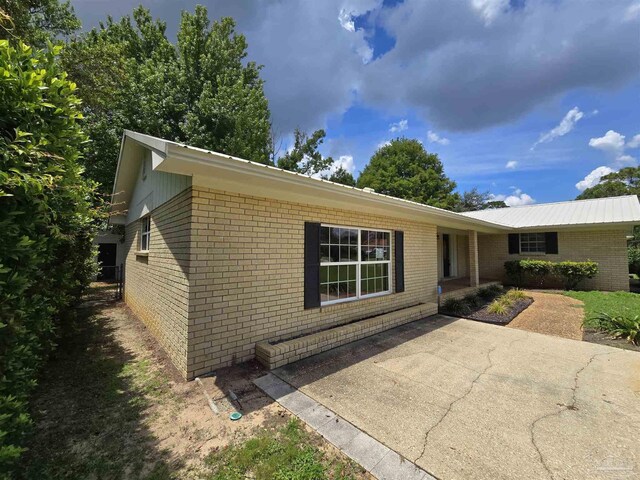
(460, 195), (640, 229)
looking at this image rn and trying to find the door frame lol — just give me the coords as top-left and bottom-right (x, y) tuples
(440, 233), (458, 279)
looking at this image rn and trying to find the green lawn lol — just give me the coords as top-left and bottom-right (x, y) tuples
(564, 290), (640, 327)
(203, 418), (363, 480)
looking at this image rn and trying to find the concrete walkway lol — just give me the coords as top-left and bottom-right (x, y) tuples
(271, 315), (640, 480)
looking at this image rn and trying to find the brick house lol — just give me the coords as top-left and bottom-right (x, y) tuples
(110, 131), (640, 379)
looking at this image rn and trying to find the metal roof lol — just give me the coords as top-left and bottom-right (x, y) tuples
(460, 195), (640, 228)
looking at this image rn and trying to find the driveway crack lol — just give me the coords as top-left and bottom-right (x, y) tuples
(414, 344), (498, 464)
(528, 351), (612, 479)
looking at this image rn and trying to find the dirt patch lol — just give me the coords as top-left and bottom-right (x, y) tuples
(507, 291), (584, 340)
(21, 286), (369, 479)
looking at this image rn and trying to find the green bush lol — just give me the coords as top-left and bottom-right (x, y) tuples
(629, 246), (640, 275)
(590, 313), (640, 345)
(554, 261), (599, 290)
(504, 259), (599, 290)
(0, 40), (98, 475)
(462, 294), (483, 310)
(441, 297), (467, 315)
(477, 284), (503, 301)
(487, 299), (509, 315)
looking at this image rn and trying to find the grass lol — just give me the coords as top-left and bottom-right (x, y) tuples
(564, 290), (640, 345)
(20, 289), (178, 480)
(202, 418), (362, 480)
(564, 290), (640, 327)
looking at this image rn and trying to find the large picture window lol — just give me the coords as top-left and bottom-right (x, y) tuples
(319, 225), (391, 305)
(519, 232), (545, 254)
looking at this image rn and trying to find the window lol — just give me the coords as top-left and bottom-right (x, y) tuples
(140, 216), (151, 252)
(319, 225), (391, 305)
(520, 232), (545, 254)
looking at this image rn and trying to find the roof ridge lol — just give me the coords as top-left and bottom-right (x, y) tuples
(479, 194), (637, 211)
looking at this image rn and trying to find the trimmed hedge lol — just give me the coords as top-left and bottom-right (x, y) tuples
(0, 40), (98, 476)
(504, 259), (599, 290)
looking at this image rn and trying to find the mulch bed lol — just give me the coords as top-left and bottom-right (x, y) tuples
(583, 330), (640, 352)
(441, 298), (534, 325)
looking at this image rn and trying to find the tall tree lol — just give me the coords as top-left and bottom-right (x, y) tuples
(63, 6), (272, 195)
(0, 0), (80, 46)
(277, 128), (334, 176)
(576, 167), (640, 200)
(454, 188), (507, 212)
(328, 166), (356, 186)
(357, 138), (460, 209)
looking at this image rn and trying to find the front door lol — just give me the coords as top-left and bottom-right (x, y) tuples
(443, 234), (451, 277)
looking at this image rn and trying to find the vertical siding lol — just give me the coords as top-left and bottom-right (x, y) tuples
(477, 230), (629, 291)
(126, 150), (191, 225)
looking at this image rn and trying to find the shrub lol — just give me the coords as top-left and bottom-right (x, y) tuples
(628, 246), (640, 275)
(520, 259), (554, 288)
(477, 284), (503, 301)
(505, 289), (527, 301)
(0, 40), (99, 474)
(441, 297), (468, 315)
(487, 300), (509, 315)
(504, 260), (524, 287)
(590, 313), (640, 345)
(463, 294), (483, 310)
(504, 259), (599, 290)
(553, 261), (599, 290)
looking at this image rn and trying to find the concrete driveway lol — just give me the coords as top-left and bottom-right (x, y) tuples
(274, 315), (640, 480)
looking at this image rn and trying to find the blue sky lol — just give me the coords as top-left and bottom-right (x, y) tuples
(69, 0), (640, 205)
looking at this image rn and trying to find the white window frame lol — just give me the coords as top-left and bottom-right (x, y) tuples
(320, 224), (392, 306)
(139, 216), (151, 252)
(519, 232), (546, 255)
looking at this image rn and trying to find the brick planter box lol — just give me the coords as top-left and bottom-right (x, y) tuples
(256, 303), (437, 369)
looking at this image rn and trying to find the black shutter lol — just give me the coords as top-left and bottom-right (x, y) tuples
(545, 232), (558, 254)
(394, 230), (404, 293)
(508, 233), (520, 254)
(304, 222), (321, 309)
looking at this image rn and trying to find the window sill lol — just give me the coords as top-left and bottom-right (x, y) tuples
(321, 290), (392, 307)
(135, 251), (149, 257)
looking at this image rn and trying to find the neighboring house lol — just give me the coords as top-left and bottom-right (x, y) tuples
(110, 131), (640, 379)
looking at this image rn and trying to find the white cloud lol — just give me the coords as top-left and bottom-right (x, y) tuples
(505, 160), (518, 169)
(471, 0), (509, 25)
(376, 140), (391, 149)
(427, 130), (450, 145)
(617, 154), (636, 164)
(575, 166), (615, 191)
(531, 107), (584, 149)
(313, 154), (356, 179)
(389, 119), (408, 133)
(588, 130), (638, 165)
(489, 188), (535, 207)
(333, 154), (356, 174)
(338, 8), (356, 32)
(627, 134), (640, 149)
(589, 130), (626, 155)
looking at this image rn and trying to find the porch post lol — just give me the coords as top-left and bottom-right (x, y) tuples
(468, 230), (479, 287)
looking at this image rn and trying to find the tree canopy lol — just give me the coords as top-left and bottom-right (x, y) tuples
(356, 138), (459, 209)
(453, 188), (507, 212)
(576, 167), (640, 200)
(63, 6), (272, 195)
(0, 0), (80, 46)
